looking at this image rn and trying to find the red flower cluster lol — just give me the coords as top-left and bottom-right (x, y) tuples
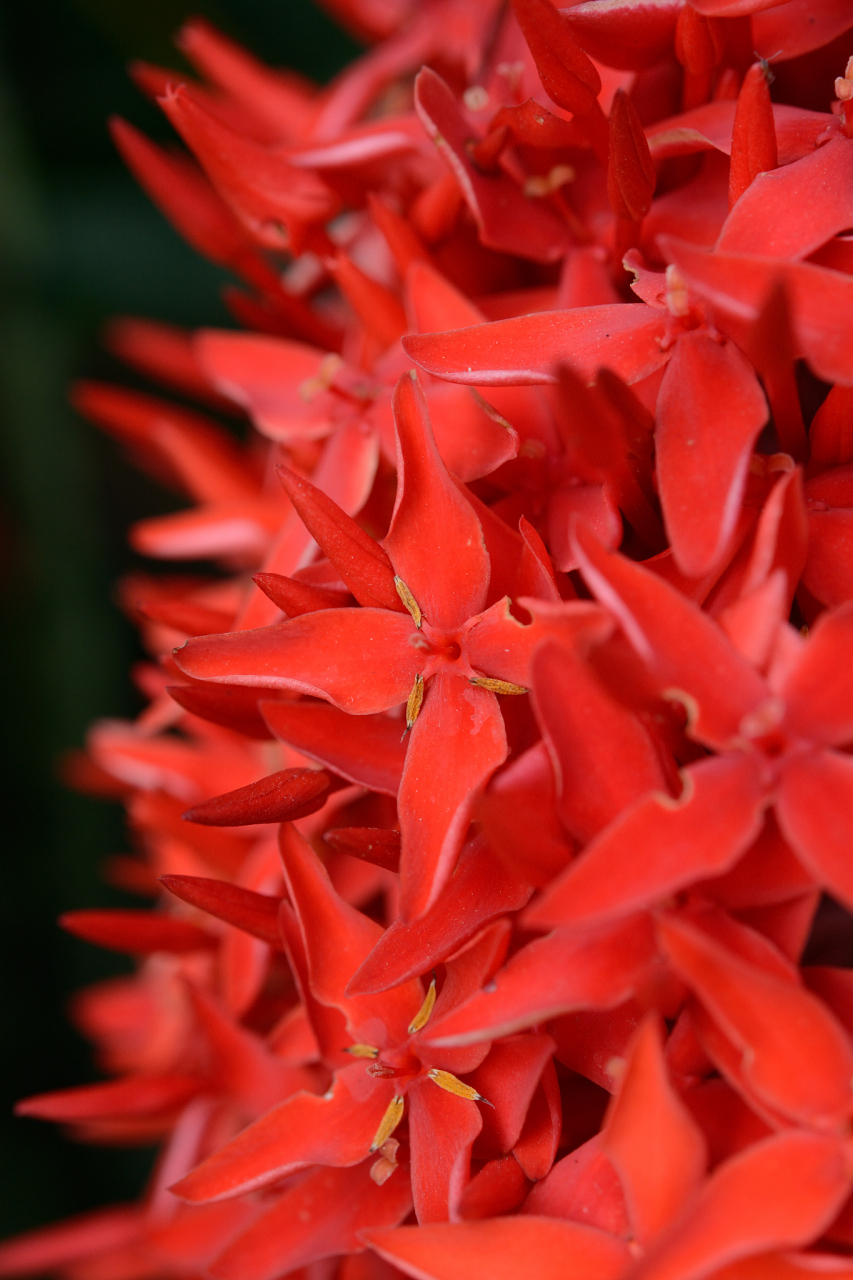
(6, 2), (853, 1278)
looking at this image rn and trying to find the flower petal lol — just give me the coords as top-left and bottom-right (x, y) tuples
(403, 306), (670, 386)
(777, 604), (853, 746)
(171, 1063), (393, 1203)
(525, 754), (767, 931)
(397, 670), (508, 919)
(261, 699), (406, 795)
(422, 915), (658, 1046)
(408, 1082), (483, 1224)
(175, 609), (419, 713)
(629, 1131), (851, 1280)
(602, 1017), (706, 1243)
(777, 749), (853, 910)
(656, 332), (768, 577)
(386, 371), (489, 629)
(347, 839), (530, 995)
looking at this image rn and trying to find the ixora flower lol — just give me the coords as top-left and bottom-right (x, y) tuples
(174, 370), (607, 918)
(10, 3), (853, 1279)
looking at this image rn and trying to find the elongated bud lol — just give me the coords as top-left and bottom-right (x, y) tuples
(729, 62), (777, 208)
(468, 125), (510, 173)
(182, 768), (330, 826)
(512, 0), (609, 164)
(253, 572), (349, 618)
(275, 465), (403, 612)
(59, 910), (216, 956)
(674, 7), (725, 76)
(323, 827), (401, 872)
(368, 193), (431, 272)
(371, 1095), (406, 1151)
(160, 875), (284, 947)
(166, 683), (274, 740)
(607, 89), (656, 223)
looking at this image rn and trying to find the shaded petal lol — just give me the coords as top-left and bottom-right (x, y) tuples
(175, 609), (419, 713)
(574, 524), (768, 747)
(466, 596), (611, 688)
(802, 509), (853, 609)
(513, 1057), (562, 1181)
(365, 1216), (631, 1280)
(414, 68), (570, 265)
(408, 1083), (483, 1224)
(172, 1063), (393, 1202)
(261, 699), (406, 795)
(403, 306), (670, 387)
(386, 371), (489, 629)
(397, 670), (507, 919)
(59, 909), (215, 955)
(348, 839), (530, 995)
(525, 754), (767, 931)
(531, 638), (666, 845)
(777, 604), (853, 746)
(562, 0), (681, 70)
(647, 101), (830, 165)
(279, 825), (421, 1046)
(16, 1076), (203, 1123)
(523, 1135), (629, 1237)
(656, 333), (768, 577)
(717, 138), (853, 261)
(777, 749), (853, 910)
(661, 238), (853, 386)
(422, 915), (658, 1046)
(753, 0), (853, 61)
(658, 913), (853, 1128)
(629, 1131), (850, 1280)
(602, 1017), (706, 1243)
(209, 1162), (412, 1280)
(470, 1034), (556, 1157)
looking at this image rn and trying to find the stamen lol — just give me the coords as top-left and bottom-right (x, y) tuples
(395, 577), (423, 628)
(346, 1044), (379, 1058)
(469, 676), (528, 695)
(523, 164), (575, 198)
(426, 1068), (494, 1107)
(403, 673), (425, 739)
(370, 1137), (400, 1186)
(298, 353), (344, 401)
(408, 976), (437, 1034)
(370, 1094), (405, 1151)
(665, 264), (690, 318)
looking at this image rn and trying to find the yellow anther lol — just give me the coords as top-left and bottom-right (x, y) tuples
(346, 1044), (379, 1058)
(426, 1068), (494, 1107)
(403, 673), (425, 739)
(370, 1095), (405, 1151)
(298, 353), (344, 401)
(469, 676), (528, 695)
(408, 977), (437, 1035)
(395, 576), (423, 628)
(523, 164), (575, 198)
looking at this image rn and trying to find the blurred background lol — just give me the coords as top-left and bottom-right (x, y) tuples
(0, 0), (358, 1238)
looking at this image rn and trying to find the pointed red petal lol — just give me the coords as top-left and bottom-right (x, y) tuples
(470, 1034), (556, 1157)
(348, 840), (529, 995)
(523, 1135), (629, 1236)
(261, 700), (406, 795)
(175, 609), (419, 713)
(778, 604), (853, 746)
(403, 306), (669, 386)
(629, 1131), (850, 1280)
(729, 63), (777, 208)
(476, 742), (573, 888)
(656, 333), (768, 577)
(531, 638), (665, 845)
(398, 671), (507, 919)
(330, 253), (407, 348)
(422, 915), (658, 1046)
(561, 0), (681, 70)
(658, 913), (853, 1128)
(608, 88), (656, 221)
(574, 524), (767, 747)
(161, 875), (283, 947)
(253, 572), (349, 617)
(526, 754), (767, 931)
(513, 1056), (562, 1180)
(210, 1161), (412, 1280)
(17, 1075), (202, 1121)
(458, 1155), (529, 1220)
(386, 371), (489, 629)
(276, 465), (401, 612)
(602, 1017), (706, 1243)
(777, 749), (853, 911)
(408, 1082), (483, 1224)
(59, 909), (216, 955)
(365, 1216), (631, 1280)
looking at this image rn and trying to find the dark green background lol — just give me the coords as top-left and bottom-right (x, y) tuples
(0, 0), (358, 1238)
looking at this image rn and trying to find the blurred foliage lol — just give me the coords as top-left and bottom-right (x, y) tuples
(0, 0), (358, 1236)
